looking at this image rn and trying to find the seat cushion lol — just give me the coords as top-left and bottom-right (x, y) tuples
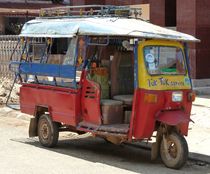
(113, 95), (133, 105)
(101, 99), (123, 124)
(101, 99), (123, 106)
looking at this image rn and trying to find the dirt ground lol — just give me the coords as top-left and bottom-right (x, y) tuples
(0, 78), (20, 105)
(186, 96), (210, 157)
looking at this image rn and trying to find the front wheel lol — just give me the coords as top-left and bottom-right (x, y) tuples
(38, 114), (59, 148)
(160, 132), (188, 169)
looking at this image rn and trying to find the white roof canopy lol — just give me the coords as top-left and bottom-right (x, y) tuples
(20, 17), (199, 42)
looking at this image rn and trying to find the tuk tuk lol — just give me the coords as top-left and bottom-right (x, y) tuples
(10, 5), (199, 169)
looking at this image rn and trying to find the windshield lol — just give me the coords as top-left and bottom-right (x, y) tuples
(144, 46), (186, 75)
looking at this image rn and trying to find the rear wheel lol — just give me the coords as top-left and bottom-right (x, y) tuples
(38, 114), (59, 148)
(160, 132), (188, 169)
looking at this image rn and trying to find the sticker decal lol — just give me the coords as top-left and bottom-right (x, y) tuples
(145, 53), (155, 63)
(184, 77), (190, 86)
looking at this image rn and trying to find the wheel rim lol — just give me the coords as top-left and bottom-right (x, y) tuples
(160, 133), (188, 169)
(40, 120), (50, 140)
(167, 140), (178, 159)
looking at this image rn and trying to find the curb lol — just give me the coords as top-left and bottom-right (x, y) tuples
(189, 152), (210, 164)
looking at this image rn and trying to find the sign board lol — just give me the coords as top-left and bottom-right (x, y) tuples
(129, 4), (150, 21)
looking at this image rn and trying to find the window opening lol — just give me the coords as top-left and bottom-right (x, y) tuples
(10, 37), (79, 88)
(144, 46), (186, 75)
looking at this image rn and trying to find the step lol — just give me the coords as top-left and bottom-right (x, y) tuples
(98, 124), (129, 134)
(193, 86), (210, 95)
(192, 79), (210, 88)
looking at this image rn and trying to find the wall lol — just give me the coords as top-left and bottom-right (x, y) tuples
(177, 0), (196, 78)
(71, 0), (210, 79)
(177, 0), (210, 79)
(195, 0), (210, 79)
(71, 0), (166, 26)
(105, 0), (166, 26)
(0, 16), (5, 34)
(165, 0), (176, 27)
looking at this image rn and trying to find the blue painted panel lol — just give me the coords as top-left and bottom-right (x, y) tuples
(184, 43), (192, 89)
(60, 65), (76, 78)
(11, 62), (76, 79)
(20, 63), (60, 76)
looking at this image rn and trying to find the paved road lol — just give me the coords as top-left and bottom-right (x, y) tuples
(0, 116), (210, 174)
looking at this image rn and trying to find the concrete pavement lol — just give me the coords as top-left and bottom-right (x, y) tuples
(186, 96), (210, 163)
(1, 116), (210, 174)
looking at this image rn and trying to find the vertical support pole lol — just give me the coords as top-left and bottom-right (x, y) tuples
(134, 40), (138, 89)
(184, 42), (192, 89)
(128, 40), (139, 141)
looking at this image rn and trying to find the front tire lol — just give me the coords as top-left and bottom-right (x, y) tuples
(38, 114), (59, 148)
(160, 132), (188, 169)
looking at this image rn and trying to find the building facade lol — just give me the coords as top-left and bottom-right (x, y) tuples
(70, 0), (210, 80)
(0, 0), (209, 79)
(0, 0), (64, 34)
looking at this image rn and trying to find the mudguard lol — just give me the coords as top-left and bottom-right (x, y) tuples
(155, 110), (190, 126)
(29, 117), (38, 137)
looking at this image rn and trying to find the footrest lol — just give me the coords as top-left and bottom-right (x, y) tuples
(98, 124), (129, 134)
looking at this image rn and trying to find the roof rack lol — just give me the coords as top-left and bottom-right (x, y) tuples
(39, 5), (142, 19)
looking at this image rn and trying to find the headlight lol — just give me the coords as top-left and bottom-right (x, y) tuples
(172, 91), (183, 102)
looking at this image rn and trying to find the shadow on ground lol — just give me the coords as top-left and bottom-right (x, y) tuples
(10, 133), (210, 174)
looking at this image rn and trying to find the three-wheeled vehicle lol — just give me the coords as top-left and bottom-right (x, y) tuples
(10, 5), (198, 169)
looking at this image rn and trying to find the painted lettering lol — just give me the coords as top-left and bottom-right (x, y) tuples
(148, 79), (158, 87)
(147, 77), (186, 88)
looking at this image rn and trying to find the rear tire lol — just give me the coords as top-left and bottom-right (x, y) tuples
(38, 114), (59, 148)
(160, 132), (188, 169)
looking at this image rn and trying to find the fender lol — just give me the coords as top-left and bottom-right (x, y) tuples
(29, 105), (50, 137)
(155, 110), (190, 126)
(29, 117), (38, 137)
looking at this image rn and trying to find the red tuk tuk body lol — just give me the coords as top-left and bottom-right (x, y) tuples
(10, 5), (199, 169)
(20, 79), (192, 141)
